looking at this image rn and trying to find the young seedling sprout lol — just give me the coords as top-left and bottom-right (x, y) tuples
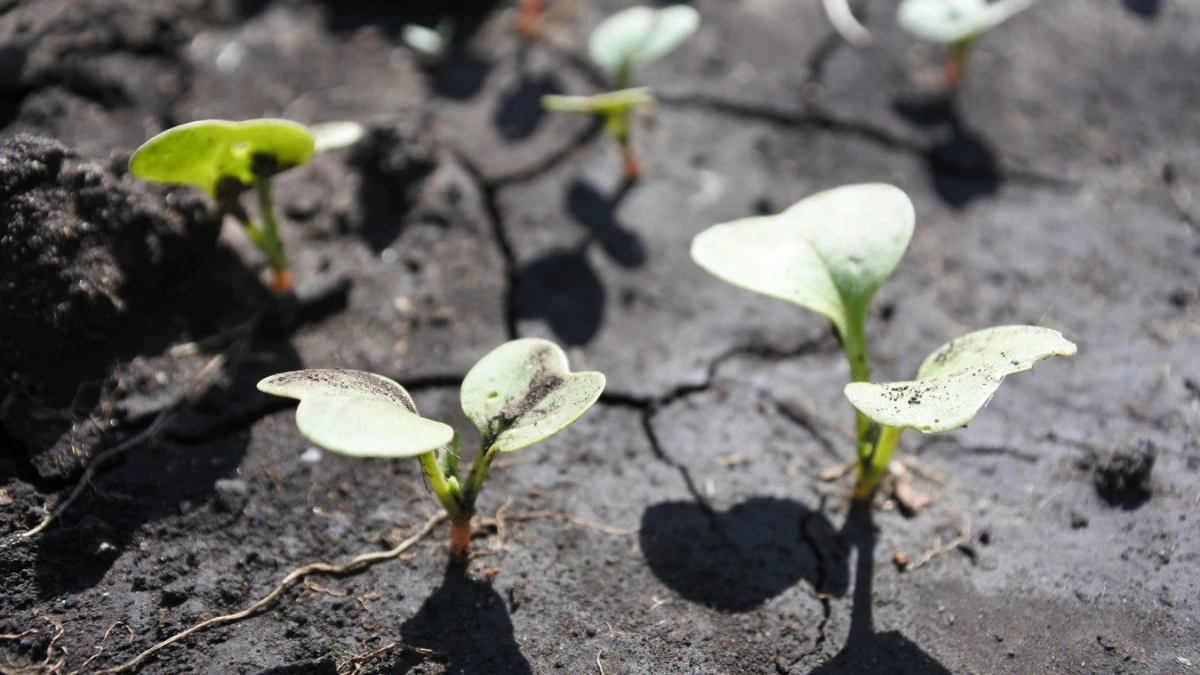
(129, 119), (363, 294)
(690, 183), (1076, 499)
(402, 19), (455, 66)
(896, 0), (1036, 89)
(257, 338), (605, 565)
(541, 4), (700, 179)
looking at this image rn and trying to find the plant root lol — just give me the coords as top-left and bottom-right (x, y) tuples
(596, 648), (607, 675)
(337, 640), (445, 675)
(18, 335), (240, 539)
(95, 512), (447, 674)
(904, 512), (972, 573)
(821, 0), (872, 48)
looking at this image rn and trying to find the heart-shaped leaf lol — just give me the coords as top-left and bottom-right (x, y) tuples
(461, 339), (605, 454)
(897, 0), (1035, 44)
(588, 5), (700, 82)
(844, 326), (1077, 433)
(129, 119), (315, 197)
(258, 369), (455, 458)
(309, 121), (365, 154)
(690, 183), (914, 336)
(540, 87), (655, 115)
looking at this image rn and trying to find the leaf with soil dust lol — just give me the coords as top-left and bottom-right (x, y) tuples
(690, 183), (914, 336)
(588, 5), (700, 81)
(129, 119), (315, 196)
(897, 0), (1036, 44)
(461, 338), (605, 454)
(844, 325), (1076, 433)
(258, 369), (455, 458)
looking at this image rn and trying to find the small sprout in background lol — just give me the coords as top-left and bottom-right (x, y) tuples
(691, 183), (1076, 498)
(258, 338), (605, 566)
(516, 0), (545, 38)
(897, 0), (1036, 89)
(541, 4), (700, 179)
(130, 119), (362, 294)
(402, 19), (455, 66)
(844, 326), (1076, 497)
(516, 0), (583, 40)
(309, 121), (366, 155)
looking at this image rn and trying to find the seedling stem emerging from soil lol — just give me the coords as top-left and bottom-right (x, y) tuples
(691, 183), (1076, 498)
(258, 339), (605, 565)
(540, 4), (699, 179)
(129, 118), (363, 293)
(896, 0), (1036, 89)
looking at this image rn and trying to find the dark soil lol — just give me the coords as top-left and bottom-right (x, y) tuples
(1, 0), (1198, 673)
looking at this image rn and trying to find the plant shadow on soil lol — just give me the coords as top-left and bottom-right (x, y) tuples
(514, 177), (645, 346)
(806, 501), (952, 675)
(641, 498), (951, 672)
(493, 45), (562, 142)
(892, 93), (1001, 210)
(385, 561), (533, 675)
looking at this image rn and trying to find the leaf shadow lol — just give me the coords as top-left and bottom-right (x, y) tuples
(892, 92), (1001, 209)
(1122, 0), (1161, 19)
(493, 55), (561, 142)
(514, 177), (644, 346)
(386, 561), (532, 675)
(639, 496), (848, 612)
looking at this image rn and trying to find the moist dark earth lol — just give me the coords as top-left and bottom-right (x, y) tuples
(1, 0), (1198, 673)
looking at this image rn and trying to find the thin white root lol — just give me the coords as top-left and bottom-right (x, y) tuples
(96, 512), (447, 674)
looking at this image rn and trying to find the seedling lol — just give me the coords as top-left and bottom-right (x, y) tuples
(257, 338), (605, 565)
(130, 119), (362, 294)
(540, 4), (699, 179)
(896, 0), (1036, 89)
(691, 183), (1076, 498)
(402, 19), (455, 65)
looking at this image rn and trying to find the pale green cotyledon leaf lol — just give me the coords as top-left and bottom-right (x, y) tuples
(461, 339), (605, 454)
(309, 121), (365, 154)
(540, 88), (655, 115)
(129, 119), (315, 197)
(896, 0), (1035, 45)
(844, 325), (1077, 433)
(690, 183), (914, 335)
(588, 5), (700, 81)
(258, 369), (455, 458)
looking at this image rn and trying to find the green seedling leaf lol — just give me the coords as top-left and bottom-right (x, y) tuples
(897, 0), (1035, 44)
(309, 121), (365, 154)
(690, 183), (914, 336)
(130, 119), (315, 197)
(258, 369), (455, 458)
(588, 5), (700, 81)
(844, 326), (1077, 433)
(461, 338), (605, 454)
(540, 87), (655, 115)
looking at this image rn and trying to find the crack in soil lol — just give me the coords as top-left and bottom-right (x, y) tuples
(655, 92), (1073, 190)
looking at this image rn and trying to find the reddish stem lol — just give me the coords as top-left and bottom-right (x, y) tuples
(449, 517), (472, 566)
(621, 145), (642, 181)
(516, 0), (544, 38)
(270, 268), (293, 295)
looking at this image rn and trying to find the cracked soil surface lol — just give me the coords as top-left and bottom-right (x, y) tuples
(1, 0), (1199, 673)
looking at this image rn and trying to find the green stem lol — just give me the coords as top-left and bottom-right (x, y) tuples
(418, 451), (465, 520)
(460, 442), (497, 511)
(854, 424), (903, 499)
(254, 179), (288, 275)
(840, 314), (872, 449)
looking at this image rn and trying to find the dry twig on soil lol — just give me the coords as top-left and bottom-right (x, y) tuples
(96, 512), (447, 674)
